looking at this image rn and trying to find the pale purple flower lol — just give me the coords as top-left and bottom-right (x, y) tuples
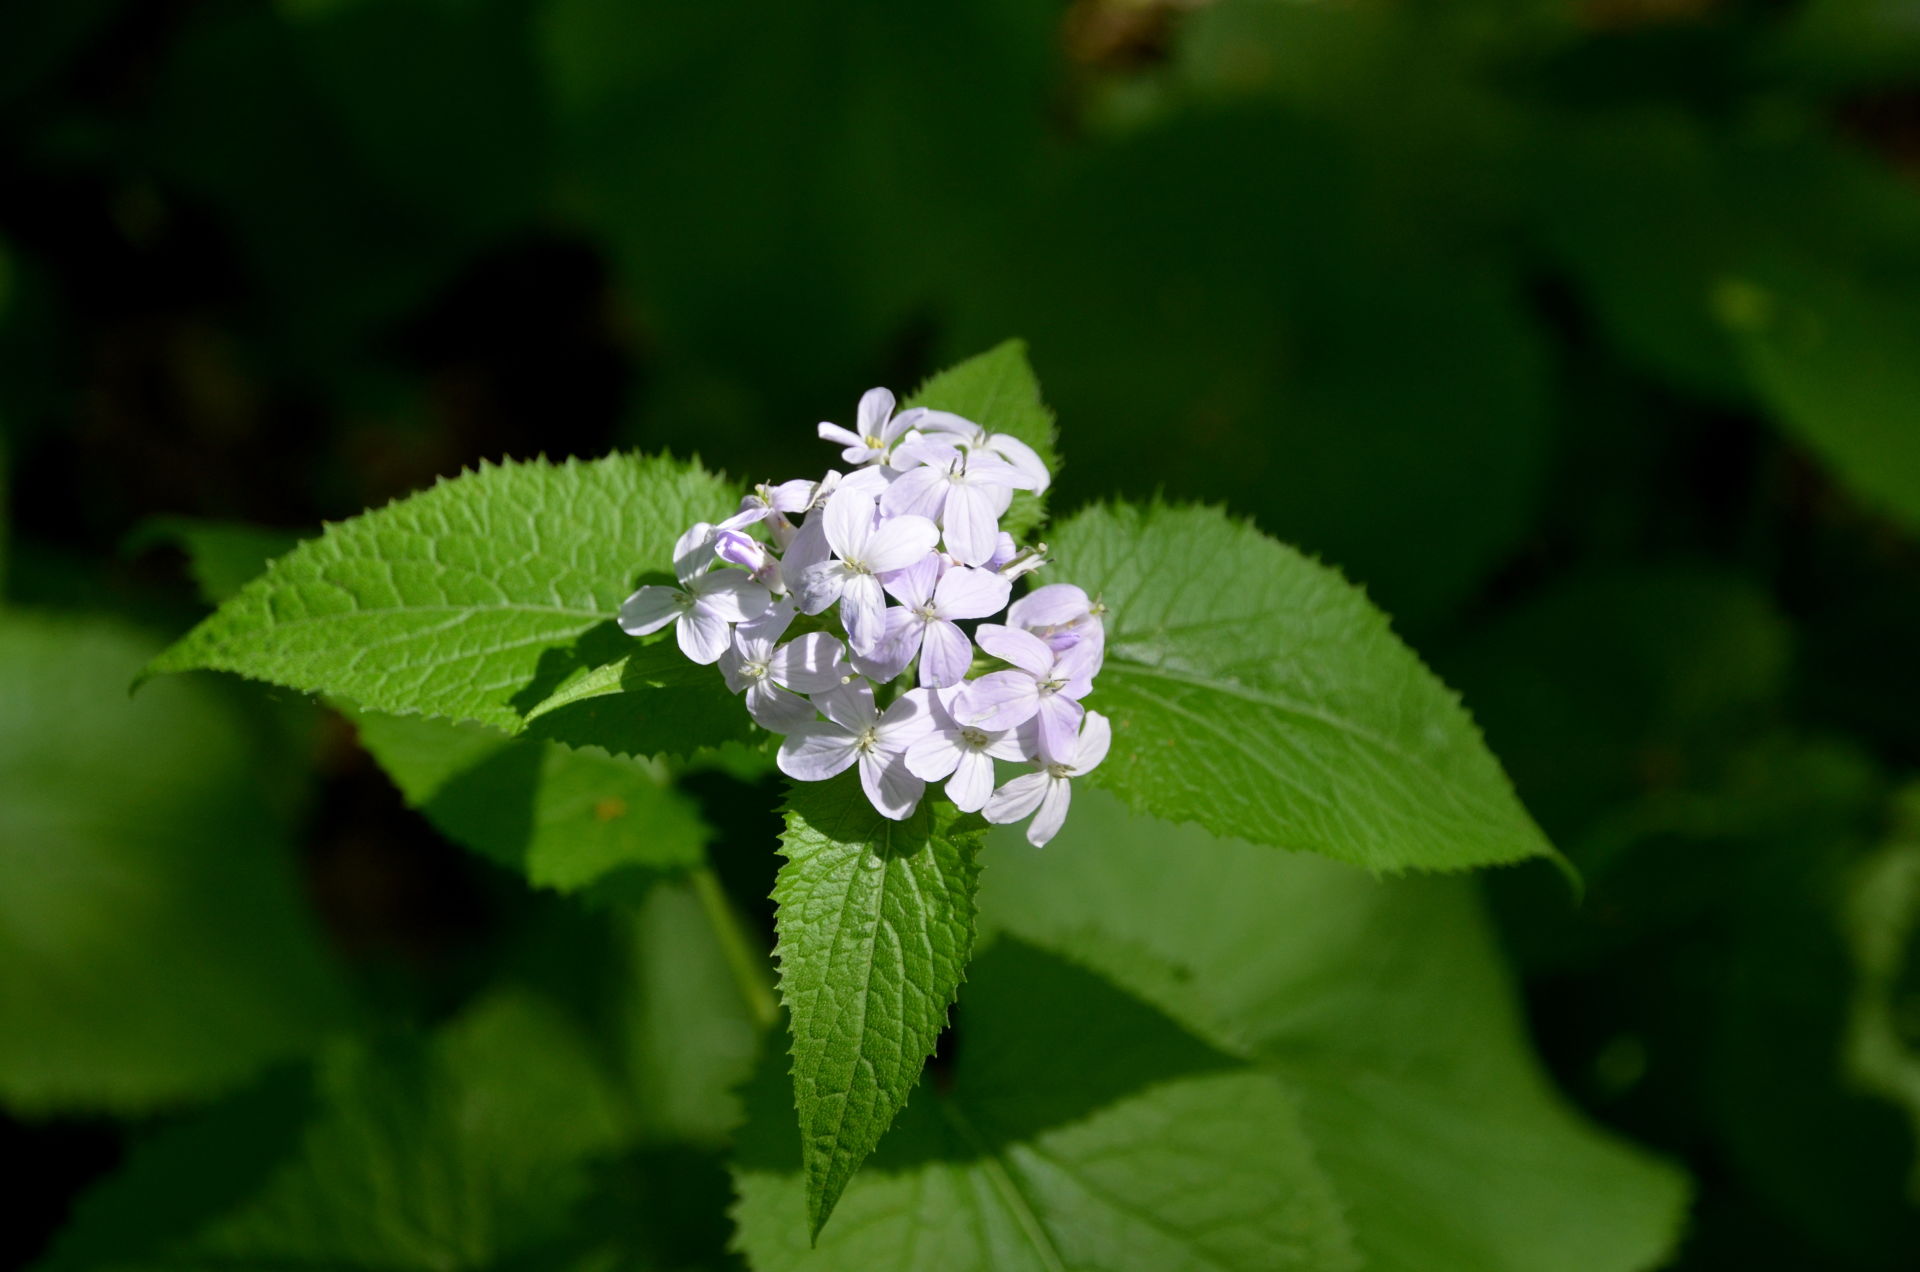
(777, 682), (938, 819)
(952, 623), (1098, 762)
(914, 409), (1051, 494)
(880, 556), (1011, 687)
(882, 441), (1038, 566)
(983, 710), (1112, 848)
(905, 689), (1026, 812)
(1009, 583), (1105, 662)
(793, 486), (938, 656)
(619, 524), (771, 664)
(780, 466), (895, 578)
(715, 528), (784, 595)
(817, 388), (923, 467)
(725, 479), (813, 549)
(719, 604), (849, 731)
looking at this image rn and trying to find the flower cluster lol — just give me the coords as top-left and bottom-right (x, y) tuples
(619, 388), (1108, 847)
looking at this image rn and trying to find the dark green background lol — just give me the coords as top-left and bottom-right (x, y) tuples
(6, 0), (1920, 1267)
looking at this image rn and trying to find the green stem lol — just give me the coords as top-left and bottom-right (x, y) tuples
(690, 863), (778, 1030)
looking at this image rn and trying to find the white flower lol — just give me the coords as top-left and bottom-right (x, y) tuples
(793, 486), (938, 656)
(879, 555), (1011, 687)
(817, 388), (923, 468)
(1008, 582), (1104, 662)
(725, 479), (813, 550)
(905, 688), (1026, 812)
(777, 682), (938, 819)
(882, 440), (1037, 567)
(952, 622), (1099, 762)
(618, 524), (771, 664)
(983, 710), (1111, 847)
(719, 603), (849, 731)
(914, 409), (1051, 494)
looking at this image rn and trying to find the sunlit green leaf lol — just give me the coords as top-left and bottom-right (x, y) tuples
(1053, 501), (1556, 872)
(145, 454), (737, 731)
(772, 774), (984, 1238)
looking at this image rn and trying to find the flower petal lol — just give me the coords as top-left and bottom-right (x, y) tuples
(718, 642), (753, 694)
(933, 565), (1012, 621)
(862, 514), (940, 574)
(736, 597), (796, 648)
(1034, 693), (1086, 765)
(769, 632), (850, 694)
(676, 604), (732, 665)
(881, 553), (942, 608)
(953, 669), (1042, 731)
(1073, 710), (1113, 774)
(913, 409), (982, 441)
(822, 485), (876, 561)
(818, 422), (864, 449)
(771, 478), (815, 513)
(983, 770), (1050, 826)
(878, 465), (948, 519)
(1008, 583), (1092, 633)
(814, 679), (876, 733)
(840, 573), (888, 654)
(877, 687), (939, 750)
(918, 618), (975, 688)
(904, 731), (964, 782)
(856, 387), (896, 440)
(747, 679), (816, 732)
(617, 585), (683, 637)
(942, 482), (1000, 567)
(777, 723), (860, 782)
(859, 750), (924, 821)
(1027, 776), (1072, 847)
(974, 623), (1055, 677)
(946, 749), (996, 813)
(690, 571), (769, 623)
(988, 432), (1051, 493)
(850, 608), (920, 683)
(672, 522), (716, 583)
(782, 516), (831, 576)
(794, 560), (848, 615)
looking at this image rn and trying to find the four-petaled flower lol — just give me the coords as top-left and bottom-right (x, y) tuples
(983, 710), (1112, 847)
(777, 682), (937, 820)
(915, 408), (1052, 494)
(794, 486), (937, 655)
(953, 623), (1098, 762)
(817, 388), (922, 468)
(882, 440), (1038, 566)
(879, 556), (1012, 687)
(906, 689), (1027, 812)
(719, 604), (850, 731)
(619, 524), (771, 664)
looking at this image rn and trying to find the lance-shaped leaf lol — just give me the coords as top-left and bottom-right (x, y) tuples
(904, 339), (1058, 541)
(143, 454), (737, 732)
(772, 774), (984, 1238)
(1051, 501), (1556, 873)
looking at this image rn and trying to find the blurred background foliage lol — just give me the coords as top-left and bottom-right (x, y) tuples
(6, 0), (1920, 1267)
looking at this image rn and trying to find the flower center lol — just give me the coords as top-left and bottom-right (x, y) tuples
(854, 727), (880, 753)
(743, 661), (768, 680)
(863, 434), (884, 449)
(1045, 762), (1073, 779)
(1038, 675), (1066, 696)
(960, 727), (991, 749)
(914, 603), (939, 620)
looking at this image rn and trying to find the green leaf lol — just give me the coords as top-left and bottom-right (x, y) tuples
(1051, 501), (1555, 872)
(733, 938), (1361, 1270)
(38, 989), (634, 1271)
(772, 774), (985, 1238)
(977, 790), (1690, 1272)
(0, 613), (350, 1115)
(144, 453), (738, 732)
(904, 339), (1058, 540)
(127, 516), (301, 606)
(1718, 261), (1920, 534)
(350, 708), (710, 894)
